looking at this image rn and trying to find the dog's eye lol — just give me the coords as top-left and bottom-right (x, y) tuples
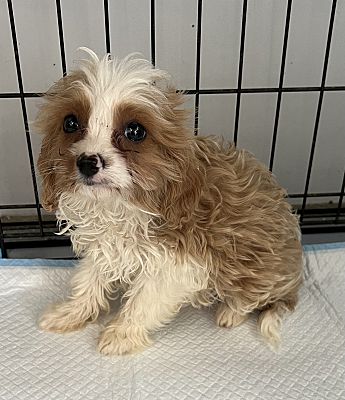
(124, 122), (147, 142)
(63, 114), (80, 133)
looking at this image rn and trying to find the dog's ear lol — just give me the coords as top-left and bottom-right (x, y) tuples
(37, 135), (59, 212)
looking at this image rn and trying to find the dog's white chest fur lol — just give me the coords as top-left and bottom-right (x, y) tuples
(57, 192), (161, 282)
(56, 192), (208, 299)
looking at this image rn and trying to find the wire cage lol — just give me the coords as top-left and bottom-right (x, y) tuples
(0, 0), (344, 258)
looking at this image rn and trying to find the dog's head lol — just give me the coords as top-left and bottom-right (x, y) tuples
(36, 48), (191, 212)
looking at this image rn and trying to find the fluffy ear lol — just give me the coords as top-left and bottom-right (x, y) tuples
(37, 135), (58, 212)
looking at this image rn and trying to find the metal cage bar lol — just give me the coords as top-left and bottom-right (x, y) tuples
(233, 0), (248, 145)
(103, 0), (111, 54)
(150, 0), (156, 66)
(193, 0), (203, 135)
(300, 0), (338, 223)
(269, 0), (292, 172)
(1, 189), (345, 211)
(0, 218), (6, 258)
(1, 85), (345, 100)
(336, 170), (345, 222)
(55, 0), (67, 75)
(6, 0), (44, 237)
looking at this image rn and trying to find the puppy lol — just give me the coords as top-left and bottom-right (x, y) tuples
(36, 48), (302, 355)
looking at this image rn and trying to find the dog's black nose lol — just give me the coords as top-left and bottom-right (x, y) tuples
(77, 153), (103, 177)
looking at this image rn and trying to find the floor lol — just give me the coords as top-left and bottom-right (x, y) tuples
(1, 242), (344, 399)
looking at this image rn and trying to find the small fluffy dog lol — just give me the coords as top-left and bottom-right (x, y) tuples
(36, 48), (302, 355)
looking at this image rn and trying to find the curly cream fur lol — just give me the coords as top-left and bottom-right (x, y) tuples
(37, 49), (302, 355)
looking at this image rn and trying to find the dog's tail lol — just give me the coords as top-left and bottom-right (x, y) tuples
(257, 299), (296, 351)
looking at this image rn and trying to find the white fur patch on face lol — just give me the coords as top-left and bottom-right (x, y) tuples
(71, 136), (132, 190)
(77, 47), (170, 108)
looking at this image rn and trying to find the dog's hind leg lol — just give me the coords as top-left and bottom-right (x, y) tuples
(257, 296), (297, 351)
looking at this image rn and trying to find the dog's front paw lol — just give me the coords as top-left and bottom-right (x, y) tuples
(216, 303), (249, 328)
(39, 303), (88, 333)
(98, 324), (151, 356)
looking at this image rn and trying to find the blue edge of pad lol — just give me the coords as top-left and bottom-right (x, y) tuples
(1, 242), (345, 268)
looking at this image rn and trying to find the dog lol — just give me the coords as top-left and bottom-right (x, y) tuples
(36, 48), (302, 355)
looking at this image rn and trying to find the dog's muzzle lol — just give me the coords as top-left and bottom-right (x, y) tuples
(77, 153), (104, 178)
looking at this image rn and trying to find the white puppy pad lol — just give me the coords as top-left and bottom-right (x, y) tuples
(0, 243), (344, 400)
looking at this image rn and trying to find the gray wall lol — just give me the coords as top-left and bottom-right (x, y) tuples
(1, 0), (344, 214)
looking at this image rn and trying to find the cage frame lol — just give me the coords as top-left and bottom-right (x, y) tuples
(0, 0), (344, 258)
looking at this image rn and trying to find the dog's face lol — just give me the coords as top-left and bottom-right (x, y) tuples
(36, 49), (189, 211)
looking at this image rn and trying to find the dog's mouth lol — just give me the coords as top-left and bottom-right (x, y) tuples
(82, 177), (111, 187)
